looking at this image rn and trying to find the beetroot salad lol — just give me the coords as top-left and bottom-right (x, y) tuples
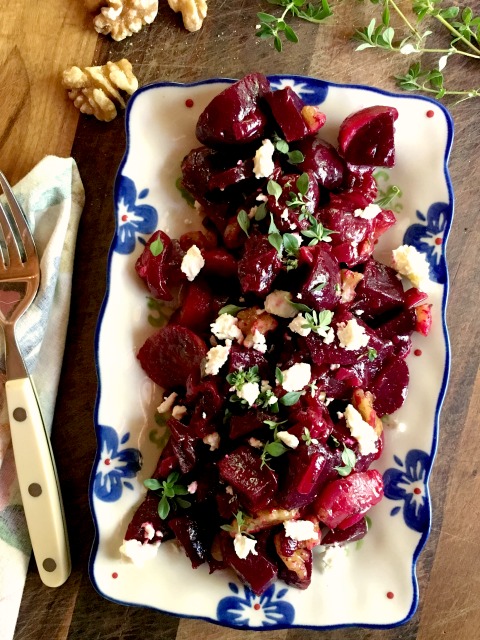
(119, 73), (433, 595)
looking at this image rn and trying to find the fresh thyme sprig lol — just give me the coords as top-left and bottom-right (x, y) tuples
(301, 214), (336, 245)
(260, 419), (289, 468)
(289, 301), (334, 337)
(355, 0), (480, 102)
(144, 472), (191, 519)
(334, 444), (357, 477)
(256, 0), (333, 52)
(220, 510), (255, 538)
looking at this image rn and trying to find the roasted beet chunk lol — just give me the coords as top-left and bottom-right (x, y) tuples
(196, 74), (271, 146)
(218, 445), (277, 511)
(369, 356), (409, 416)
(295, 137), (345, 190)
(350, 258), (405, 317)
(315, 469), (384, 530)
(125, 493), (171, 543)
(135, 231), (185, 301)
(322, 517), (368, 545)
(238, 233), (282, 296)
(279, 442), (329, 509)
(338, 106), (399, 168)
(137, 325), (207, 389)
(265, 87), (325, 142)
(169, 515), (208, 568)
(220, 532), (278, 595)
(299, 244), (341, 311)
(168, 416), (198, 474)
(267, 172), (319, 232)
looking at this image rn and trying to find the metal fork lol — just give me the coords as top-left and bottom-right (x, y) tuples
(0, 171), (71, 587)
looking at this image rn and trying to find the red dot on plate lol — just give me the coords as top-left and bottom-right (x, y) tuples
(104, 458), (111, 465)
(413, 487), (422, 495)
(426, 110), (435, 118)
(253, 603), (261, 610)
(387, 591), (395, 599)
(112, 572), (118, 579)
(185, 98), (194, 108)
(414, 349), (422, 357)
(121, 215), (128, 222)
(435, 237), (442, 245)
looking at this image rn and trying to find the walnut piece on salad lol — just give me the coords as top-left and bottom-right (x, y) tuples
(167, 0), (207, 32)
(86, 0), (158, 41)
(62, 59), (138, 122)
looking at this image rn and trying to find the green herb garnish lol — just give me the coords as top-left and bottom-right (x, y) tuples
(150, 237), (164, 257)
(334, 444), (357, 477)
(144, 472), (191, 519)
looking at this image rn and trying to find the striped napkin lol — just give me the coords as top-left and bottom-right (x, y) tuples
(0, 156), (84, 640)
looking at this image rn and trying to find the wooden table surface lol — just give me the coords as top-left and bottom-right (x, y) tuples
(3, 1), (479, 638)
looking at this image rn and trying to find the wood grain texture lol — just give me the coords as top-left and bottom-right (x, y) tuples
(8, 1), (480, 639)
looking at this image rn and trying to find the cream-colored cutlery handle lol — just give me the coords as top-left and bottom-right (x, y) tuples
(6, 377), (71, 587)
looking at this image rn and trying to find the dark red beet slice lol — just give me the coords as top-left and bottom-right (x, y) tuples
(314, 469), (384, 530)
(238, 233), (282, 296)
(220, 532), (278, 595)
(181, 147), (216, 204)
(135, 231), (185, 301)
(350, 258), (405, 317)
(196, 73), (271, 146)
(125, 493), (171, 543)
(169, 515), (208, 568)
(229, 410), (271, 440)
(172, 280), (214, 332)
(299, 244), (341, 311)
(295, 137), (345, 190)
(403, 287), (428, 309)
(267, 172), (319, 232)
(265, 87), (325, 142)
(152, 439), (178, 479)
(137, 325), (207, 389)
(275, 532), (312, 589)
(228, 344), (270, 379)
(369, 356), (409, 416)
(202, 248), (238, 279)
(338, 106), (399, 167)
(188, 379), (223, 438)
(218, 445), (277, 511)
(322, 517), (368, 545)
(168, 416), (198, 474)
(279, 443), (329, 509)
(343, 167), (378, 203)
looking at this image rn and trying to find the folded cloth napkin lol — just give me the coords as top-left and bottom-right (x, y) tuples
(0, 157), (84, 640)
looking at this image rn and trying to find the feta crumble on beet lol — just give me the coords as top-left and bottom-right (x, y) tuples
(250, 329), (267, 353)
(172, 405), (187, 420)
(277, 431), (299, 449)
(210, 313), (243, 342)
(392, 244), (430, 290)
(253, 139), (275, 179)
(181, 244), (205, 282)
(288, 314), (311, 337)
(353, 203), (382, 219)
(344, 404), (378, 455)
(284, 519), (316, 541)
(336, 318), (370, 351)
(119, 539), (160, 567)
(281, 363), (311, 392)
(237, 381), (260, 406)
(233, 533), (258, 559)
(264, 290), (297, 318)
(203, 432), (220, 451)
(157, 391), (177, 414)
(204, 340), (231, 375)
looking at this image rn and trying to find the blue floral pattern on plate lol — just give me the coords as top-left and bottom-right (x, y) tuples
(217, 582), (295, 628)
(93, 426), (142, 502)
(115, 175), (158, 255)
(270, 76), (328, 106)
(383, 449), (431, 533)
(403, 202), (449, 284)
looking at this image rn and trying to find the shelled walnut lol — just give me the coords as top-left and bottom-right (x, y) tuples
(167, 0), (207, 32)
(62, 59), (138, 122)
(86, 0), (158, 41)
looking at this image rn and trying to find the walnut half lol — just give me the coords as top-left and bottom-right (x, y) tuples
(167, 0), (207, 32)
(62, 59), (138, 122)
(86, 0), (159, 41)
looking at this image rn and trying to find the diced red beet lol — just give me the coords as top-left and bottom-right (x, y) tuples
(229, 410), (270, 440)
(179, 229), (217, 252)
(314, 469), (384, 530)
(202, 248), (238, 279)
(137, 325), (207, 389)
(373, 208), (396, 240)
(338, 105), (399, 168)
(295, 137), (345, 190)
(196, 74), (271, 147)
(350, 258), (405, 317)
(135, 231), (185, 301)
(265, 87), (325, 142)
(238, 233), (282, 296)
(169, 515), (208, 568)
(220, 532), (278, 595)
(125, 493), (171, 543)
(228, 344), (270, 379)
(216, 491), (240, 519)
(369, 356), (409, 416)
(152, 439), (178, 479)
(208, 159), (255, 190)
(168, 417), (198, 474)
(375, 308), (416, 342)
(404, 287), (429, 309)
(218, 445), (277, 511)
(223, 215), (248, 249)
(275, 532), (313, 590)
(343, 167), (378, 203)
(322, 517), (368, 545)
(300, 244), (341, 311)
(171, 280), (214, 332)
(187, 379), (223, 438)
(279, 443), (329, 509)
(181, 147), (216, 204)
(267, 172), (319, 232)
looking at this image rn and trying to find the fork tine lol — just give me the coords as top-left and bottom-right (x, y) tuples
(0, 200), (22, 268)
(0, 171), (36, 261)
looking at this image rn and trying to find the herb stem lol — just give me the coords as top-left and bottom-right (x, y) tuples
(434, 12), (480, 57)
(388, 0), (422, 40)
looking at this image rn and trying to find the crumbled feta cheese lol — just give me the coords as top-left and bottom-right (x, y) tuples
(354, 203), (382, 219)
(323, 327), (335, 345)
(330, 364), (340, 371)
(251, 329), (267, 353)
(210, 313), (243, 342)
(204, 340), (231, 375)
(202, 412), (207, 419)
(320, 543), (347, 569)
(119, 539), (160, 567)
(233, 533), (258, 559)
(142, 522), (155, 541)
(336, 319), (370, 351)
(253, 139), (275, 179)
(261, 380), (272, 392)
(264, 290), (297, 318)
(256, 193), (268, 202)
(281, 363), (311, 392)
(172, 405), (187, 420)
(281, 209), (289, 220)
(284, 519), (316, 541)
(225, 485), (234, 495)
(181, 245), (205, 282)
(237, 381), (260, 407)
(288, 314), (311, 337)
(157, 392), (177, 414)
(277, 431), (300, 449)
(344, 404), (378, 455)
(202, 432), (220, 451)
(187, 481), (198, 494)
(392, 244), (430, 290)
(248, 437), (264, 449)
